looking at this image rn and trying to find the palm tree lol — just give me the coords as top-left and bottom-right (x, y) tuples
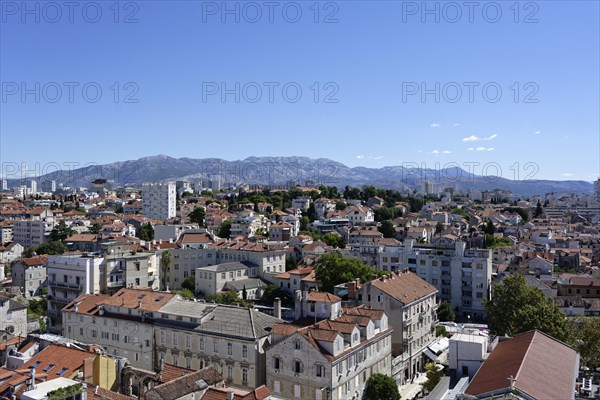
(160, 251), (172, 291)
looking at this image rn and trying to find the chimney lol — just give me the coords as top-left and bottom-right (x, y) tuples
(348, 281), (356, 299)
(227, 390), (235, 400)
(28, 367), (36, 391)
(371, 274), (378, 281)
(274, 297), (282, 319)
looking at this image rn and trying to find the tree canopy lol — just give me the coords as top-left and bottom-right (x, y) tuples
(485, 274), (570, 341)
(437, 300), (455, 322)
(49, 221), (75, 242)
(378, 220), (396, 239)
(364, 373), (400, 400)
(315, 252), (384, 293)
(188, 207), (206, 226)
(569, 317), (600, 370)
(218, 220), (232, 238)
(137, 223), (154, 241)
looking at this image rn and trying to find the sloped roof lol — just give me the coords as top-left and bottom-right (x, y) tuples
(465, 330), (578, 400)
(369, 271), (437, 305)
(146, 367), (223, 400)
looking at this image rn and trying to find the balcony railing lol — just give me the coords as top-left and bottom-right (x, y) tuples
(48, 280), (83, 290)
(107, 280), (125, 287)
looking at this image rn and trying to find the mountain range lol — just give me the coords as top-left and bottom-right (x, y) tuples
(5, 155), (594, 196)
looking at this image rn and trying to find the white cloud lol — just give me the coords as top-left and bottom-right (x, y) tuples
(462, 133), (497, 142)
(534, 131), (542, 135)
(442, 150), (452, 154)
(356, 155), (364, 159)
(432, 150), (439, 154)
(371, 156), (383, 160)
(430, 123), (441, 128)
(430, 149), (451, 155)
(453, 123), (461, 127)
(468, 146), (494, 152)
(561, 173), (574, 177)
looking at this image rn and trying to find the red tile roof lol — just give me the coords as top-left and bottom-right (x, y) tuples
(465, 330), (578, 400)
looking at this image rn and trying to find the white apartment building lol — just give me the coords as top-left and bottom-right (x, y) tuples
(46, 254), (104, 333)
(143, 182), (176, 221)
(266, 295), (392, 400)
(12, 220), (53, 249)
(377, 240), (492, 321)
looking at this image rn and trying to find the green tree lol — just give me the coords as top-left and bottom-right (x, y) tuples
(437, 301), (455, 322)
(175, 288), (195, 300)
(181, 276), (195, 292)
(49, 221), (75, 242)
(534, 200), (543, 218)
(322, 232), (345, 248)
(364, 373), (400, 400)
(423, 363), (444, 392)
(299, 216), (310, 231)
(260, 284), (293, 306)
(33, 241), (68, 256)
(285, 255), (297, 271)
(315, 253), (384, 293)
(242, 286), (248, 300)
(570, 317), (600, 370)
(137, 223), (154, 241)
(483, 220), (496, 235)
(378, 220), (396, 239)
(218, 220), (232, 238)
(160, 251), (172, 290)
(188, 207), (206, 226)
(436, 325), (450, 338)
(205, 291), (250, 307)
(435, 221), (444, 235)
(485, 274), (569, 341)
(88, 222), (103, 234)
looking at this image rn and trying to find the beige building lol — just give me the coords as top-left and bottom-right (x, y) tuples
(63, 288), (282, 392)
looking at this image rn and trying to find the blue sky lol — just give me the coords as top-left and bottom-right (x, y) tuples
(1, 0), (599, 181)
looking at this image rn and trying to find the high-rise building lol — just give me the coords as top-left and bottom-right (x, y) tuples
(1, 179), (7, 190)
(41, 180), (56, 193)
(142, 182), (176, 221)
(595, 178), (600, 202)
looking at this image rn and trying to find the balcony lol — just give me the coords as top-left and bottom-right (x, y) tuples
(107, 280), (125, 287)
(48, 280), (82, 290)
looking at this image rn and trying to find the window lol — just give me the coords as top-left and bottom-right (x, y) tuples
(242, 345), (247, 358)
(227, 343), (233, 356)
(56, 368), (68, 376)
(214, 340), (218, 353)
(160, 331), (165, 345)
(227, 365), (233, 380)
(124, 336), (128, 343)
(293, 360), (302, 374)
(172, 333), (178, 347)
(294, 340), (301, 350)
(221, 273), (226, 279)
(315, 364), (323, 377)
(274, 380), (281, 393)
(242, 367), (248, 383)
(43, 364), (55, 372)
(199, 338), (205, 351)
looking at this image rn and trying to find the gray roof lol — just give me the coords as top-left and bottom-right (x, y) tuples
(158, 299), (282, 340)
(197, 261), (255, 273)
(223, 278), (267, 291)
(196, 305), (282, 340)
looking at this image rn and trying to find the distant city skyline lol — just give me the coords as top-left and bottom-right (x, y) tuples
(1, 1), (598, 181)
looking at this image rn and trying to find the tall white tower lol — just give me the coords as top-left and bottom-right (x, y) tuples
(142, 182), (176, 221)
